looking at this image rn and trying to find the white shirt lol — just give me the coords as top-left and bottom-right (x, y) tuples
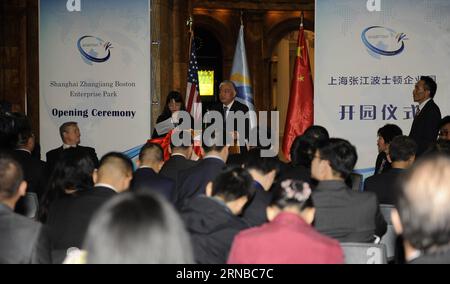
(204, 155), (224, 163)
(94, 183), (118, 193)
(418, 98), (431, 113)
(223, 100), (235, 118)
(63, 144), (77, 149)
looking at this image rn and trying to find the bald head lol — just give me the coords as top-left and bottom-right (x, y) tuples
(397, 155), (450, 252)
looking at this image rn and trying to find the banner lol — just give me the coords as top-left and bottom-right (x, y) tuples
(315, 0), (450, 171)
(39, 0), (151, 159)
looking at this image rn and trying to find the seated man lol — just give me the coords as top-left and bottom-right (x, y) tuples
(46, 121), (99, 174)
(0, 153), (51, 263)
(364, 136), (417, 204)
(180, 167), (254, 264)
(392, 155), (450, 263)
(131, 142), (174, 202)
(311, 138), (387, 242)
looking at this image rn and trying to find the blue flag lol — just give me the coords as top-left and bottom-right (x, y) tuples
(231, 24), (256, 129)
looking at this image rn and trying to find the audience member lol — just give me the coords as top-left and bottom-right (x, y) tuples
(392, 155), (450, 263)
(83, 191), (193, 264)
(181, 167), (254, 264)
(364, 136), (417, 204)
(0, 153), (51, 263)
(131, 142), (174, 201)
(311, 138), (387, 242)
(228, 179), (344, 264)
(438, 116), (450, 141)
(374, 124), (403, 174)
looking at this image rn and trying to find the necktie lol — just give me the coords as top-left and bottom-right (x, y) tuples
(223, 106), (229, 118)
(415, 106), (421, 117)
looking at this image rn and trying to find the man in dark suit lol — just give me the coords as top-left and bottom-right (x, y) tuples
(311, 138), (387, 242)
(46, 121), (99, 174)
(209, 80), (250, 155)
(364, 136), (417, 205)
(0, 154), (51, 263)
(409, 76), (441, 156)
(180, 167), (254, 264)
(175, 133), (229, 210)
(47, 152), (133, 263)
(131, 142), (174, 202)
(241, 148), (279, 227)
(159, 131), (196, 181)
(392, 156), (450, 264)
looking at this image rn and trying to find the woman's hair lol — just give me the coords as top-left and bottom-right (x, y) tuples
(84, 191), (194, 264)
(39, 148), (95, 221)
(270, 179), (314, 212)
(161, 91), (186, 118)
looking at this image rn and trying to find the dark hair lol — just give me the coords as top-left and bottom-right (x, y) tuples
(439, 116), (450, 129)
(202, 131), (230, 153)
(389, 136), (417, 162)
(161, 91), (186, 118)
(244, 148), (280, 175)
(211, 167), (254, 202)
(10, 113), (33, 147)
(84, 192), (194, 264)
(39, 148), (95, 221)
(290, 134), (316, 168)
(138, 143), (164, 163)
(303, 125), (329, 143)
(270, 179), (314, 212)
(0, 153), (23, 199)
(423, 140), (450, 157)
(396, 155), (450, 252)
(59, 121), (78, 141)
(98, 152), (134, 178)
(377, 124), (403, 144)
(318, 138), (357, 179)
(420, 76), (437, 98)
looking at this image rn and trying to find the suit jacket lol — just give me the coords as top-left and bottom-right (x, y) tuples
(241, 181), (272, 227)
(159, 154), (197, 181)
(228, 212), (344, 264)
(409, 99), (441, 156)
(209, 100), (250, 154)
(0, 203), (51, 264)
(131, 167), (175, 202)
(312, 180), (387, 242)
(181, 195), (249, 264)
(12, 149), (48, 199)
(175, 157), (226, 209)
(374, 151), (391, 175)
(364, 168), (404, 205)
(46, 186), (116, 251)
(46, 145), (99, 174)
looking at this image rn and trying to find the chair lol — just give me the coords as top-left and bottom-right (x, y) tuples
(379, 204), (397, 262)
(21, 192), (39, 220)
(340, 243), (387, 264)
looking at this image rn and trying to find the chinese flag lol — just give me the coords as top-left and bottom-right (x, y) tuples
(282, 23), (314, 160)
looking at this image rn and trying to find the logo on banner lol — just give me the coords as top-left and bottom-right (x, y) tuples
(366, 0), (381, 12)
(77, 36), (113, 65)
(361, 26), (407, 58)
(66, 0), (81, 12)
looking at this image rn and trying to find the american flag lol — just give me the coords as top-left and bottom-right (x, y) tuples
(185, 36), (202, 121)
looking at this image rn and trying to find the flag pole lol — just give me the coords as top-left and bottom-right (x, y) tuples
(186, 16), (193, 55)
(240, 10), (244, 26)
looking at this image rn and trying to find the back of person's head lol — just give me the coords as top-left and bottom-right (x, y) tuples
(270, 179), (314, 212)
(59, 121), (78, 141)
(10, 113), (33, 148)
(389, 136), (417, 162)
(423, 139), (450, 157)
(202, 131), (230, 154)
(420, 75), (437, 98)
(439, 116), (450, 130)
(84, 191), (193, 264)
(97, 152), (133, 184)
(290, 134), (316, 168)
(139, 142), (164, 164)
(170, 130), (193, 152)
(244, 148), (280, 175)
(211, 167), (254, 202)
(396, 155), (450, 253)
(318, 138), (357, 179)
(0, 153), (24, 201)
(377, 124), (403, 144)
(303, 125), (329, 144)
